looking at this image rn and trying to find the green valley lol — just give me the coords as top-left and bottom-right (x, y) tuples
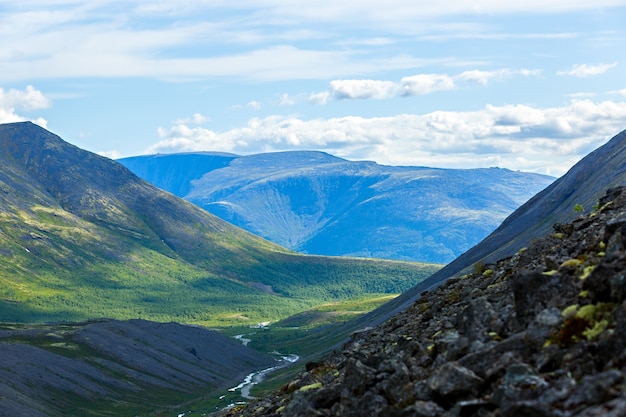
(0, 122), (439, 326)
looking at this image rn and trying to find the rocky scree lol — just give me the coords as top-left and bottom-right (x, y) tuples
(215, 186), (626, 417)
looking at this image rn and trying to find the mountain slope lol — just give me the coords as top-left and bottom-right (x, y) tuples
(0, 122), (439, 325)
(356, 128), (626, 327)
(216, 161), (626, 417)
(0, 319), (275, 417)
(119, 151), (554, 264)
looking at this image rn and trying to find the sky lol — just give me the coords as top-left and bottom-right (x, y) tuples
(1, 1), (625, 177)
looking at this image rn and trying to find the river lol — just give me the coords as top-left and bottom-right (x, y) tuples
(228, 352), (300, 399)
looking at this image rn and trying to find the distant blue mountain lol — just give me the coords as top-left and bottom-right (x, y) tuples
(119, 151), (554, 264)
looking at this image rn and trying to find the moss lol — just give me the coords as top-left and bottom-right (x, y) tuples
(561, 304), (579, 319)
(576, 304), (597, 321)
(561, 258), (583, 268)
(553, 302), (616, 346)
(445, 287), (461, 303)
(580, 265), (596, 281)
(298, 382), (322, 392)
(482, 269), (494, 277)
(474, 261), (487, 274)
(583, 319), (609, 340)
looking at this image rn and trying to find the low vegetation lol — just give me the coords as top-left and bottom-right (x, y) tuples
(0, 122), (441, 327)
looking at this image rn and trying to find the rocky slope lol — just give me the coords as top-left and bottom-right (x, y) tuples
(119, 151), (553, 264)
(354, 128), (626, 330)
(216, 185), (626, 416)
(0, 319), (275, 417)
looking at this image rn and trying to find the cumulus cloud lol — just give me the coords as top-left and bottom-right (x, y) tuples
(400, 74), (456, 95)
(0, 85), (50, 127)
(147, 99), (626, 176)
(557, 62), (618, 77)
(317, 68), (540, 102)
(330, 79), (397, 99)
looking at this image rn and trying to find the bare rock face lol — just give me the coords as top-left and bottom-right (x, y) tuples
(216, 186), (626, 416)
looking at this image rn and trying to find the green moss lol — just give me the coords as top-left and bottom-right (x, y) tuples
(561, 304), (579, 318)
(583, 319), (609, 340)
(299, 382), (322, 392)
(580, 265), (596, 281)
(552, 302), (616, 346)
(561, 258), (583, 268)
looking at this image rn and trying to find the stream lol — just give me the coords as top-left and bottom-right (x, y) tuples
(228, 352), (300, 399)
(176, 333), (300, 415)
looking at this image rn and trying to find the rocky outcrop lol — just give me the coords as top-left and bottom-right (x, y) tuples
(217, 185), (626, 416)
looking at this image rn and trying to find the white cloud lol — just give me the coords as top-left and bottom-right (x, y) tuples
(330, 79), (397, 99)
(308, 91), (331, 105)
(278, 93), (296, 105)
(315, 68), (540, 102)
(399, 74), (456, 96)
(0, 85), (50, 127)
(97, 149), (122, 159)
(173, 113), (209, 124)
(557, 62), (618, 77)
(2, 1), (621, 83)
(147, 99), (626, 176)
(247, 100), (262, 110)
(457, 68), (541, 85)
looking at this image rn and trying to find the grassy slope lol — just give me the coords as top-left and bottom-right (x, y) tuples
(0, 122), (441, 326)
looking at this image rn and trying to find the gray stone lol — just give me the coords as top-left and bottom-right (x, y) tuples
(427, 362), (484, 404)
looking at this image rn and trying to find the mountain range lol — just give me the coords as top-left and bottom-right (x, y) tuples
(3, 120), (626, 416)
(119, 151), (554, 264)
(0, 122), (437, 325)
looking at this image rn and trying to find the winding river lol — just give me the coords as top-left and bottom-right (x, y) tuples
(228, 352), (300, 399)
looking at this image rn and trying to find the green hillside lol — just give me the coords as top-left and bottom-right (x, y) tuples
(0, 122), (440, 326)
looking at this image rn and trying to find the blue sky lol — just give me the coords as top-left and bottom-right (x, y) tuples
(1, 1), (625, 176)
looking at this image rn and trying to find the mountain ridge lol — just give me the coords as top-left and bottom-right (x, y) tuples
(119, 150), (554, 264)
(0, 121), (439, 325)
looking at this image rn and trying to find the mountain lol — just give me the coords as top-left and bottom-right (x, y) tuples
(359, 128), (626, 326)
(0, 319), (275, 417)
(215, 141), (626, 416)
(119, 152), (554, 264)
(0, 122), (439, 325)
